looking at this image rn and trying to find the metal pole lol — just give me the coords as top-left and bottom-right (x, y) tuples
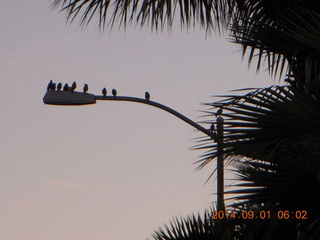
(216, 116), (225, 211)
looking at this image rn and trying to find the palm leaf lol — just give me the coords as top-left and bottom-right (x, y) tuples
(51, 0), (235, 31)
(197, 85), (320, 238)
(198, 85), (320, 162)
(149, 203), (319, 240)
(230, 8), (320, 95)
(229, 202), (317, 240)
(51, 1), (320, 31)
(150, 208), (216, 240)
(51, 1), (320, 89)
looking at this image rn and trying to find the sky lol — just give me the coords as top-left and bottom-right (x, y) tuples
(1, 1), (276, 240)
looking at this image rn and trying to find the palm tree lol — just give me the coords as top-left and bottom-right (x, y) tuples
(51, 0), (320, 95)
(151, 85), (320, 240)
(197, 85), (320, 239)
(150, 202), (311, 240)
(50, 1), (320, 239)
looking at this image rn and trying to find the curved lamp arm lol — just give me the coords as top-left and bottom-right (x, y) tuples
(43, 90), (215, 140)
(95, 95), (216, 140)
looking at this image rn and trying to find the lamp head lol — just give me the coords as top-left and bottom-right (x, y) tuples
(43, 90), (96, 105)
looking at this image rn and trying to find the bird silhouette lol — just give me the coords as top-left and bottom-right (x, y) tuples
(102, 88), (107, 96)
(71, 82), (77, 92)
(215, 107), (223, 117)
(47, 80), (53, 91)
(63, 83), (69, 91)
(51, 82), (56, 91)
(83, 84), (88, 93)
(112, 88), (117, 96)
(210, 123), (215, 132)
(212, 132), (217, 142)
(145, 91), (150, 100)
(57, 82), (62, 91)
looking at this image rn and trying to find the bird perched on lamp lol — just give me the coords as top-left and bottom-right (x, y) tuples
(102, 88), (107, 96)
(71, 82), (77, 92)
(215, 107), (223, 117)
(47, 80), (53, 91)
(51, 82), (56, 91)
(57, 82), (62, 91)
(63, 83), (69, 91)
(210, 123), (215, 132)
(212, 132), (217, 142)
(145, 91), (150, 101)
(83, 84), (88, 93)
(112, 89), (117, 96)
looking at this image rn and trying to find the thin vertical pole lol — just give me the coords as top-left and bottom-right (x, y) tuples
(216, 116), (225, 211)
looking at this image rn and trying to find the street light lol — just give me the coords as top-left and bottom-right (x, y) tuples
(43, 83), (225, 211)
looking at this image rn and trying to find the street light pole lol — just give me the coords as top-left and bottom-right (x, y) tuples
(216, 116), (225, 211)
(43, 90), (217, 139)
(43, 87), (224, 210)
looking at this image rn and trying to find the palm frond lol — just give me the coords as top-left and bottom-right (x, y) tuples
(229, 202), (320, 240)
(197, 84), (320, 188)
(197, 85), (320, 164)
(149, 203), (319, 240)
(51, 1), (320, 88)
(50, 0), (320, 31)
(196, 85), (320, 238)
(51, 0), (237, 31)
(150, 208), (216, 240)
(230, 7), (320, 88)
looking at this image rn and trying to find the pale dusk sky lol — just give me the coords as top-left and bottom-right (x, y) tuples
(0, 1), (275, 239)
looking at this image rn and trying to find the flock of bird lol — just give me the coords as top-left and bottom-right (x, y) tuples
(46, 80), (223, 139)
(46, 80), (151, 100)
